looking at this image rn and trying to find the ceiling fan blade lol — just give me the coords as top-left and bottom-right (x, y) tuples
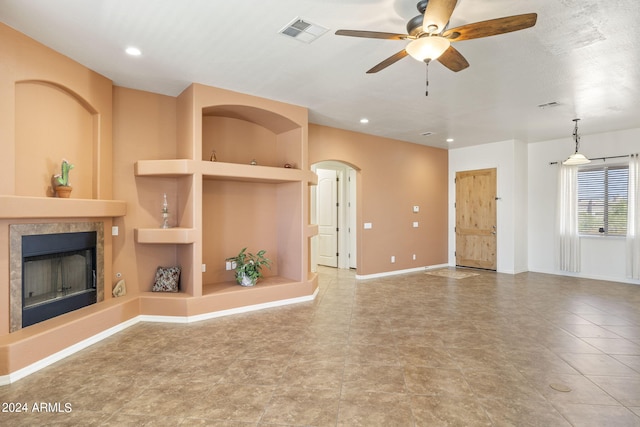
(366, 49), (409, 73)
(335, 29), (409, 40)
(442, 13), (537, 41)
(423, 0), (458, 34)
(437, 46), (469, 72)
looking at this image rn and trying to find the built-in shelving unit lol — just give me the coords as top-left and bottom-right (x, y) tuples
(134, 83), (318, 316)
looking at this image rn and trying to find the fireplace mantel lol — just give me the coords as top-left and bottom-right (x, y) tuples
(0, 196), (126, 219)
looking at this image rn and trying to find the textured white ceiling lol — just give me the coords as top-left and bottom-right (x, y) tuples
(2, 0), (639, 149)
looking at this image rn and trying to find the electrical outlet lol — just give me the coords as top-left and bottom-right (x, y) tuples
(111, 226), (119, 236)
(412, 254), (416, 260)
(413, 221), (419, 228)
(225, 261), (232, 270)
(202, 264), (206, 272)
(391, 255), (395, 263)
(413, 206), (419, 213)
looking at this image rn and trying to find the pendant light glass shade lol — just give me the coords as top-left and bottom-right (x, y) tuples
(406, 36), (450, 62)
(563, 152), (591, 166)
(563, 118), (591, 166)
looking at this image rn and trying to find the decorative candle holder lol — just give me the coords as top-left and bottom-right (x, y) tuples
(161, 193), (170, 229)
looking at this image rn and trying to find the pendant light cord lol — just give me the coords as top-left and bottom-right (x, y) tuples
(573, 118), (580, 153)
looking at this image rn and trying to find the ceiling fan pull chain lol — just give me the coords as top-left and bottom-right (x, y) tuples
(425, 60), (430, 96)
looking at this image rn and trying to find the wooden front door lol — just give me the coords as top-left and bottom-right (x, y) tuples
(455, 168), (497, 270)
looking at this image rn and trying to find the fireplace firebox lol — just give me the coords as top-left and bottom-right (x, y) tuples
(21, 231), (97, 328)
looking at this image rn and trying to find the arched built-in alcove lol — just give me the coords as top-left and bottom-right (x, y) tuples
(15, 80), (97, 199)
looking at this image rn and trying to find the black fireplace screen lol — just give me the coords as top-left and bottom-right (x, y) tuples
(22, 232), (97, 328)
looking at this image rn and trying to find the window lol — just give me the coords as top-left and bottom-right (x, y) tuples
(577, 164), (628, 235)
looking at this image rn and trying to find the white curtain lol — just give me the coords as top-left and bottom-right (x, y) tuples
(627, 154), (640, 279)
(557, 165), (580, 272)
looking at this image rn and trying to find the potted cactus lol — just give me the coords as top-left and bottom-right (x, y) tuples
(53, 159), (74, 198)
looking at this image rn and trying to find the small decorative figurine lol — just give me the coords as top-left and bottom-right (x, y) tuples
(250, 159), (257, 166)
(161, 193), (170, 229)
(209, 150), (217, 162)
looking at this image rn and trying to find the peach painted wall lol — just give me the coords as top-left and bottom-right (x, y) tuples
(309, 124), (448, 276)
(0, 22), (130, 374)
(0, 23), (113, 199)
(112, 87), (179, 293)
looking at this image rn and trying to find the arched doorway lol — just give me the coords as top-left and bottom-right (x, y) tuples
(311, 161), (358, 271)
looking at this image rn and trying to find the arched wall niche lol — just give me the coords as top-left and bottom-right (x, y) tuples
(14, 80), (98, 199)
(202, 104), (302, 168)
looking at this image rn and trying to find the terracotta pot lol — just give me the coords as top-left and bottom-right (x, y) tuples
(55, 185), (73, 198)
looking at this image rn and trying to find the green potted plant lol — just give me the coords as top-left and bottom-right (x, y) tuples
(226, 247), (272, 286)
(53, 159), (74, 198)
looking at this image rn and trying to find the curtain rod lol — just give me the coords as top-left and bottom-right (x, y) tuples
(549, 153), (637, 166)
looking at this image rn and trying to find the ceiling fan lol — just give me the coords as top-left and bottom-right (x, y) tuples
(335, 0), (537, 94)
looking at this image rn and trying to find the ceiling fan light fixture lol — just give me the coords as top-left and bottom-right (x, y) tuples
(406, 36), (450, 62)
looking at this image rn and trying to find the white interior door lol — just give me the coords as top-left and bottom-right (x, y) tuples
(317, 168), (338, 267)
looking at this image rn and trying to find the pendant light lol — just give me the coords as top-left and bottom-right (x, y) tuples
(563, 118), (591, 165)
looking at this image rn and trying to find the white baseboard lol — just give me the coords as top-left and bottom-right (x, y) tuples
(0, 288), (319, 386)
(0, 317), (141, 386)
(528, 268), (640, 286)
(140, 288), (319, 324)
(356, 264), (449, 280)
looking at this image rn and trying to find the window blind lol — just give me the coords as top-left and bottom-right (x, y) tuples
(577, 165), (628, 235)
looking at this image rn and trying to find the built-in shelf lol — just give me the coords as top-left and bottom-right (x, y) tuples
(135, 159), (316, 184)
(201, 162), (310, 183)
(135, 227), (197, 244)
(203, 276), (296, 296)
(0, 196), (126, 219)
(134, 159), (195, 177)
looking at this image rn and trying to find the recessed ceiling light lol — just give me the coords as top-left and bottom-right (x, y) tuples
(125, 46), (141, 56)
(446, 138), (454, 143)
(360, 118), (369, 124)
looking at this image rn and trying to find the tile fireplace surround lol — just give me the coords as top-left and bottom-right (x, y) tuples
(9, 222), (104, 332)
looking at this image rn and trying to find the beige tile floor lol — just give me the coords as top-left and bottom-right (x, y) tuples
(1, 267), (640, 426)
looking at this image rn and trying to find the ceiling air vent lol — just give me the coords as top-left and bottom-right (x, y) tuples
(420, 131), (434, 137)
(537, 101), (561, 109)
(279, 18), (328, 43)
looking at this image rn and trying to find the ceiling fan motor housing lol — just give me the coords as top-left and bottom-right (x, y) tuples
(416, 0), (428, 14)
(407, 15), (425, 36)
